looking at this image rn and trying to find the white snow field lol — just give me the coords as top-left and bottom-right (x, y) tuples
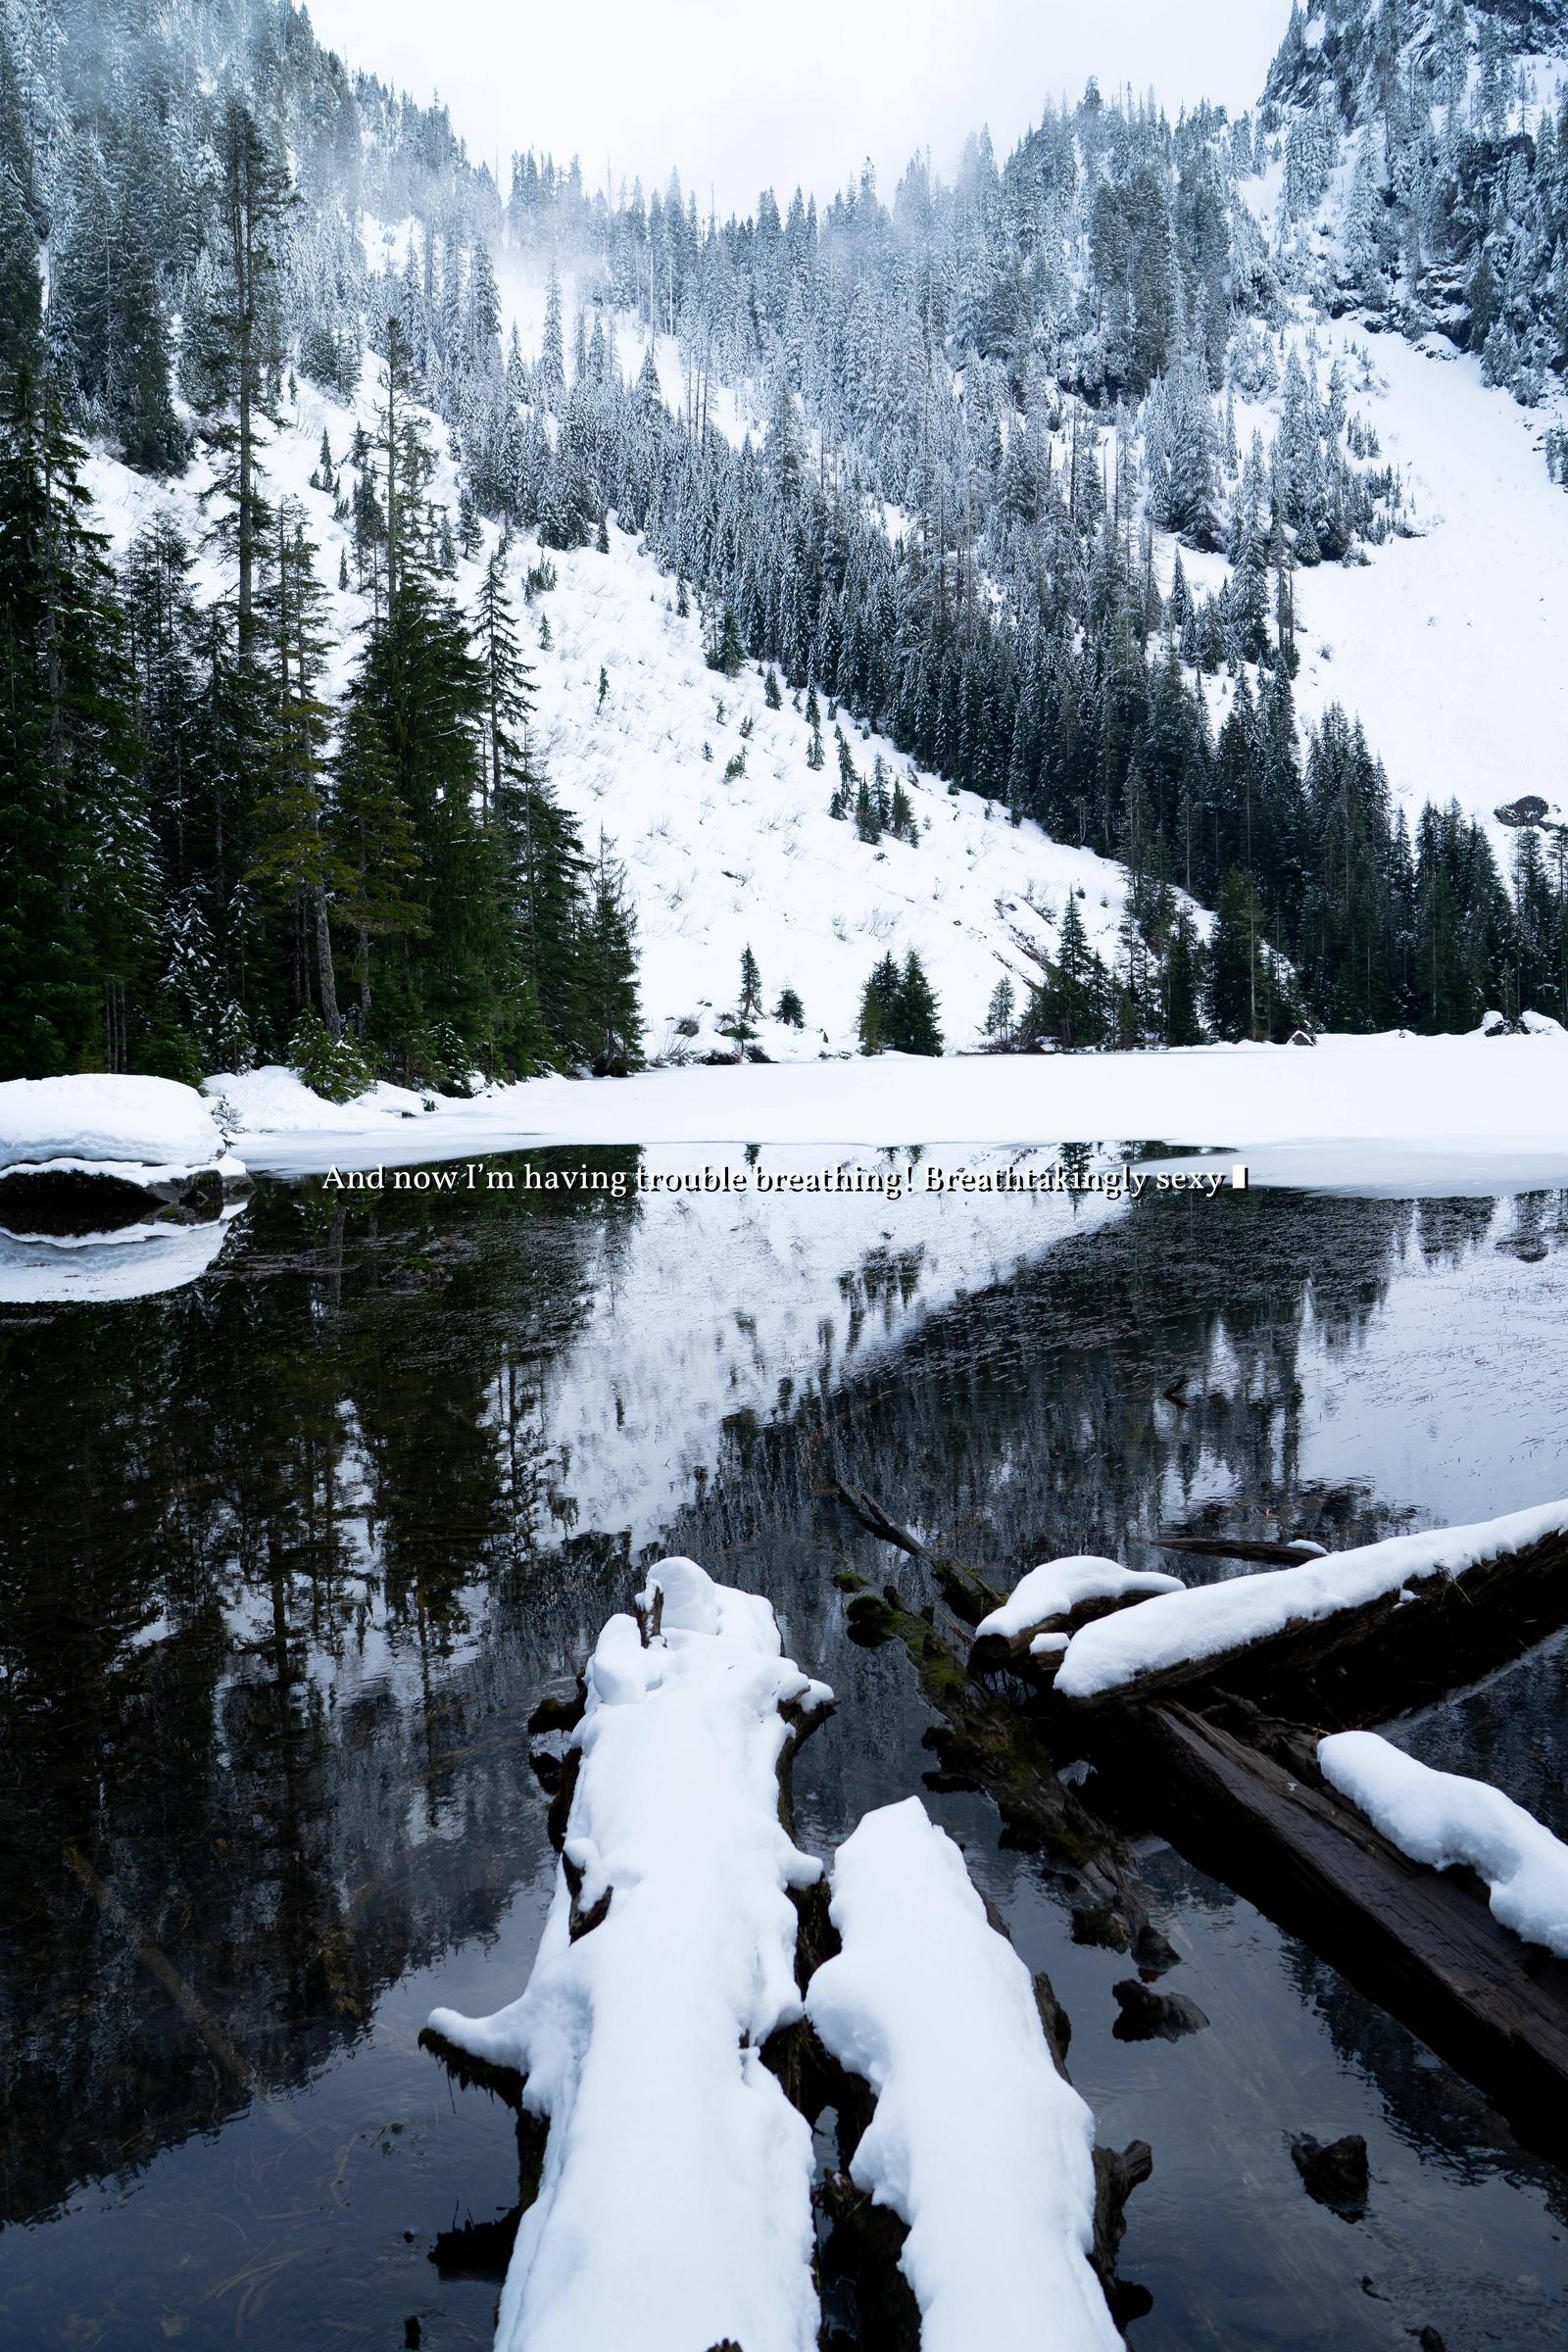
(1318, 1731), (1568, 1960)
(0, 1074), (237, 1183)
(1054, 1496), (1568, 1703)
(806, 1797), (1121, 2352)
(1177, 322), (1568, 842)
(424, 1557), (830, 2352)
(1283, 332), (1568, 839)
(211, 1023), (1568, 1194)
(975, 1555), (1185, 1647)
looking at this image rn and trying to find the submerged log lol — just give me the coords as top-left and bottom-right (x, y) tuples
(1153, 1533), (1328, 1565)
(1116, 1703), (1568, 2157)
(831, 1565), (1171, 1965)
(829, 1481), (1180, 1960)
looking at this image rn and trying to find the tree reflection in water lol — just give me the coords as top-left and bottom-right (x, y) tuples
(2, 1163), (1567, 2349)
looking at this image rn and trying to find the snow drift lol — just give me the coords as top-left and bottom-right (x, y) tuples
(0, 1074), (236, 1182)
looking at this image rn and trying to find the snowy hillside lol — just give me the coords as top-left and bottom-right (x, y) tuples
(81, 364), (1147, 1059)
(1165, 318), (1568, 838)
(11, 0), (1568, 1092)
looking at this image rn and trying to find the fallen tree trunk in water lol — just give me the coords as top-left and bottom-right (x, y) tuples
(807, 1798), (1150, 2349)
(831, 1561), (1175, 1967)
(1052, 1502), (1568, 1724)
(1113, 1703), (1568, 2159)
(422, 1558), (834, 2352)
(1152, 1532), (1328, 1565)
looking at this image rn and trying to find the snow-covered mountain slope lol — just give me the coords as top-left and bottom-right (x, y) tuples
(1174, 318), (1568, 836)
(531, 533), (1141, 1057)
(80, 368), (1147, 1059)
(1284, 330), (1568, 834)
(482, 244), (1568, 858)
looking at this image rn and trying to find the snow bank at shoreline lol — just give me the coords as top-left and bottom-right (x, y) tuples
(199, 1024), (1568, 1193)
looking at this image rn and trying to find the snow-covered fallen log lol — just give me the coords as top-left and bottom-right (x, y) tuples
(974, 1554), (1184, 1661)
(423, 1557), (832, 2352)
(1119, 1704), (1568, 2151)
(1319, 1732), (1568, 1959)
(1054, 1498), (1568, 1708)
(806, 1797), (1129, 2352)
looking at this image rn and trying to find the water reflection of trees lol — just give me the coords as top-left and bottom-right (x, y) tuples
(0, 1162), (641, 2223)
(0, 1176), (1545, 2230)
(674, 1188), (1568, 2222)
(683, 1192), (1431, 1608)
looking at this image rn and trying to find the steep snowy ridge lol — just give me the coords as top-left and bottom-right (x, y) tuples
(1265, 1), (1568, 119)
(1168, 318), (1568, 838)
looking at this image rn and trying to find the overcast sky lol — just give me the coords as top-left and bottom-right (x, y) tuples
(304, 0), (1287, 214)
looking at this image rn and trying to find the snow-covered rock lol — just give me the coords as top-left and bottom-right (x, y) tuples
(424, 1558), (831, 2352)
(806, 1797), (1121, 2352)
(0, 1074), (235, 1182)
(1054, 1496), (1568, 1702)
(1319, 1731), (1568, 1959)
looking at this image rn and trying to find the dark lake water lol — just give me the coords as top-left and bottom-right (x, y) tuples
(3, 1154), (1567, 2350)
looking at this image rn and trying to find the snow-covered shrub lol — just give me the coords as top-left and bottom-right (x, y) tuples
(288, 1010), (372, 1104)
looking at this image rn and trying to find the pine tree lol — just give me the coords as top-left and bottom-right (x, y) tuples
(247, 503), (348, 1039)
(0, 162), (42, 386)
(984, 975), (1016, 1043)
(1027, 895), (1107, 1051)
(52, 151), (185, 472)
(858, 953), (901, 1054)
(706, 605), (744, 674)
(190, 102), (292, 661)
(1162, 907), (1204, 1046)
(890, 950), (944, 1054)
(0, 367), (151, 1074)
(582, 834), (641, 1071)
(1209, 866), (1270, 1041)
